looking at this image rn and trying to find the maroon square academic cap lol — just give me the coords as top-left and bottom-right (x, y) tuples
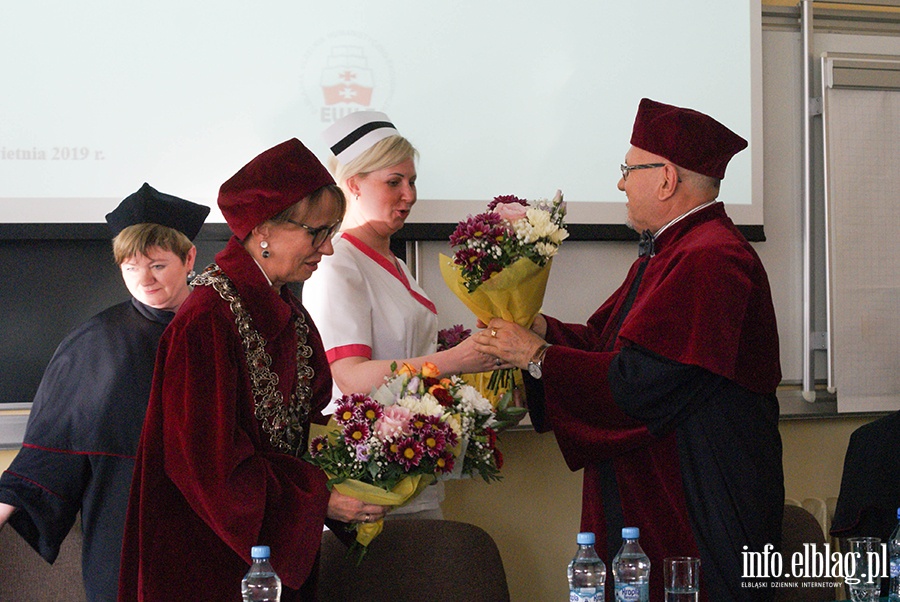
(105, 182), (209, 240)
(630, 98), (748, 180)
(218, 138), (335, 241)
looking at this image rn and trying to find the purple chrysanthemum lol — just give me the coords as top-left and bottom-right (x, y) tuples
(437, 324), (471, 351)
(487, 194), (528, 211)
(449, 212), (506, 246)
(342, 420), (370, 447)
(309, 435), (329, 458)
(435, 450), (456, 474)
(394, 437), (424, 470)
(419, 427), (447, 458)
(347, 392), (370, 406)
(453, 246), (486, 268)
(359, 399), (383, 423)
(334, 398), (358, 425)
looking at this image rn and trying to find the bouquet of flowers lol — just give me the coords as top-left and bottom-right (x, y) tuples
(306, 361), (516, 561)
(439, 190), (567, 391)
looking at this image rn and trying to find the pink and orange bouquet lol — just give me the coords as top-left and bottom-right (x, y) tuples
(306, 362), (511, 560)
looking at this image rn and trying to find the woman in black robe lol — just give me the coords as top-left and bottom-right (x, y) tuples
(0, 183), (208, 602)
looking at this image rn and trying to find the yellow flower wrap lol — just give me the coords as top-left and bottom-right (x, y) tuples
(440, 253), (550, 401)
(308, 421), (435, 548)
(331, 473), (434, 546)
(438, 254), (552, 329)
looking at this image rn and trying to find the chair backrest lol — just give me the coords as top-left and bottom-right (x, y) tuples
(318, 519), (510, 602)
(0, 522), (87, 602)
(775, 504), (836, 601)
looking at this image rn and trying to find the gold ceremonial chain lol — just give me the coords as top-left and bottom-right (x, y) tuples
(193, 264), (313, 456)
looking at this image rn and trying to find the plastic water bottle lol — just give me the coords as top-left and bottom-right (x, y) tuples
(241, 545), (282, 602)
(890, 508), (900, 601)
(612, 527), (651, 602)
(568, 531), (606, 601)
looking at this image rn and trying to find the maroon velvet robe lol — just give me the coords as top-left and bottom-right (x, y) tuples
(529, 203), (783, 601)
(119, 238), (333, 601)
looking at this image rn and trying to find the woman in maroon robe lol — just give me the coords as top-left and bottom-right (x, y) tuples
(118, 139), (389, 601)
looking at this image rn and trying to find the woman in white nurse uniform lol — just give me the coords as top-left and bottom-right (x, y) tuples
(304, 111), (498, 519)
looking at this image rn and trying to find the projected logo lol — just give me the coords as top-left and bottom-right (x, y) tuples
(300, 32), (395, 124)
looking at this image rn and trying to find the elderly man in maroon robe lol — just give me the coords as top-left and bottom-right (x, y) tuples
(476, 98), (784, 601)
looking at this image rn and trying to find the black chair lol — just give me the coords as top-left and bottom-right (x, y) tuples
(318, 519), (510, 601)
(775, 504), (836, 601)
(0, 520), (86, 602)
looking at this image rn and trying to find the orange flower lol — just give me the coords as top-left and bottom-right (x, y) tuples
(421, 362), (441, 378)
(396, 362), (418, 377)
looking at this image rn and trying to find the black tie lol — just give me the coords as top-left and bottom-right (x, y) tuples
(638, 229), (655, 257)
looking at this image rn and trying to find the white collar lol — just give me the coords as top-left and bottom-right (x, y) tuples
(653, 199), (718, 239)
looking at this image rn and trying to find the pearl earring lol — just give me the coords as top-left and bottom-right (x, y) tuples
(260, 240), (270, 258)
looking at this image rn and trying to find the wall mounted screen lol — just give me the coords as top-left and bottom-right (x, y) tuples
(0, 1), (762, 229)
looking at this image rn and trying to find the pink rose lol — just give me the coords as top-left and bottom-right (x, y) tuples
(374, 405), (413, 439)
(493, 202), (528, 223)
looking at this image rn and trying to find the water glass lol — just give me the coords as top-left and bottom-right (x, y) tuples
(846, 537), (882, 602)
(664, 556), (700, 602)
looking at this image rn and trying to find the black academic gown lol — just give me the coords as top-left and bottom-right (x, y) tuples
(831, 410), (900, 597)
(0, 298), (173, 602)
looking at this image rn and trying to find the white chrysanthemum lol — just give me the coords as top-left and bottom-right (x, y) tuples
(457, 384), (494, 415)
(526, 208), (556, 238)
(534, 241), (559, 259)
(549, 226), (569, 245)
(444, 414), (462, 438)
(397, 393), (444, 417)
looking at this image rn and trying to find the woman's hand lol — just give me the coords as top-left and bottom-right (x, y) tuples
(326, 490), (389, 525)
(473, 318), (546, 370)
(441, 333), (511, 373)
(0, 502), (16, 531)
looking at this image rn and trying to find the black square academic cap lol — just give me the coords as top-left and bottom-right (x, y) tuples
(105, 183), (210, 240)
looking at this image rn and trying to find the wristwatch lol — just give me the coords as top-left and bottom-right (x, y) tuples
(527, 343), (551, 379)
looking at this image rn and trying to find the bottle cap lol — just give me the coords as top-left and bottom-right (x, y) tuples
(577, 532), (596, 545)
(622, 527), (640, 540)
(251, 545), (271, 559)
